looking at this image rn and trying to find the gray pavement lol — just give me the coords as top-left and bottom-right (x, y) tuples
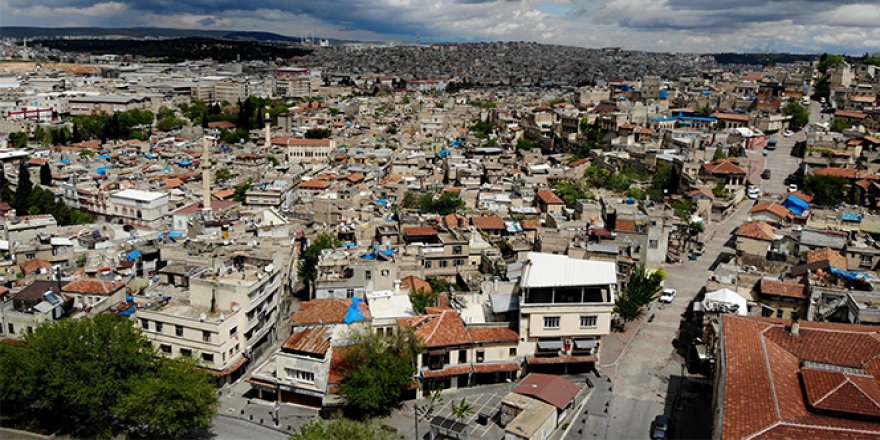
(586, 200), (752, 440)
(760, 101), (821, 196)
(210, 414), (290, 440)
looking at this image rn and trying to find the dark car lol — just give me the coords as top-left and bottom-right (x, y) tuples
(761, 169), (772, 180)
(651, 415), (670, 439)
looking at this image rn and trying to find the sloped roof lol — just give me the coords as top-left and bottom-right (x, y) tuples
(281, 327), (332, 356)
(292, 298), (371, 325)
(807, 247), (848, 271)
(720, 315), (880, 439)
(815, 168), (878, 180)
(398, 309), (470, 348)
(735, 221), (778, 241)
(467, 326), (519, 343)
(760, 278), (806, 300)
(704, 160), (747, 175)
(751, 202), (792, 220)
(536, 189), (565, 205)
(513, 373), (581, 410)
(400, 275), (432, 294)
(471, 215), (506, 230)
(62, 280), (124, 295)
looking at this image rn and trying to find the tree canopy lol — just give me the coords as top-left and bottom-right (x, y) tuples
(0, 315), (217, 438)
(805, 174), (848, 206)
(338, 328), (421, 415)
(783, 101), (809, 130)
(297, 233), (341, 289)
(418, 192), (464, 215)
(290, 417), (403, 440)
(615, 265), (665, 321)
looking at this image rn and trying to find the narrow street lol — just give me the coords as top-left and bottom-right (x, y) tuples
(569, 200), (752, 440)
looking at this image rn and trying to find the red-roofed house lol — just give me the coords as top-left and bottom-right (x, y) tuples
(758, 278), (807, 320)
(61, 279), (125, 314)
(535, 189), (565, 215)
(702, 159), (747, 186)
(713, 315), (880, 439)
(471, 215), (506, 236)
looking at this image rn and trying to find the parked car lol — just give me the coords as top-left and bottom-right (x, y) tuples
(761, 169), (772, 180)
(788, 184), (798, 193)
(783, 130), (794, 137)
(651, 415), (670, 439)
(659, 288), (677, 303)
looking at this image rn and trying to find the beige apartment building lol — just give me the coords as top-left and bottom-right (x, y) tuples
(517, 252), (616, 374)
(109, 189), (170, 228)
(136, 254), (283, 383)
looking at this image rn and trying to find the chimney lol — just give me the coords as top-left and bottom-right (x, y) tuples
(790, 312), (800, 337)
(202, 136), (212, 215)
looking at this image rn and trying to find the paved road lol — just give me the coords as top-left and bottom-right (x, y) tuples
(760, 101), (822, 196)
(210, 414), (289, 440)
(587, 201), (752, 440)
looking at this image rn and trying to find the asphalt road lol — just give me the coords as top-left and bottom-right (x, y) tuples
(594, 201), (752, 440)
(210, 414), (289, 440)
(759, 101), (822, 196)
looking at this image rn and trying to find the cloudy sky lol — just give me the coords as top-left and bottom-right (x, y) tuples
(2, 0), (879, 53)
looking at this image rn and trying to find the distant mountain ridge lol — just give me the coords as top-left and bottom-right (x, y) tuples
(0, 26), (336, 44)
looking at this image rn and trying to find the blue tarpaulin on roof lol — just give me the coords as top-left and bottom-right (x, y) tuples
(375, 199), (390, 206)
(119, 305), (137, 317)
(659, 90), (668, 99)
(342, 242), (357, 248)
(127, 249), (142, 261)
(450, 140), (462, 147)
(97, 166), (111, 175)
(98, 154), (111, 159)
(437, 149), (451, 158)
(144, 154), (156, 159)
(842, 213), (862, 222)
(177, 160), (192, 166)
(829, 266), (868, 282)
(380, 249), (395, 256)
(60, 159), (70, 164)
(783, 194), (810, 216)
(361, 252), (376, 260)
(344, 297), (366, 324)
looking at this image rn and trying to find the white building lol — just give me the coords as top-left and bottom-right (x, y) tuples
(109, 189), (170, 228)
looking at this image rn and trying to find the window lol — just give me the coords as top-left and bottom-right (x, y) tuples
(861, 255), (873, 267)
(175, 325), (184, 337)
(454, 259), (464, 266)
(459, 350), (467, 363)
(776, 309), (784, 318)
(439, 260), (448, 268)
(365, 270), (372, 280)
(381, 269), (389, 276)
(476, 350), (484, 363)
(424, 260), (432, 268)
(229, 327), (237, 337)
(180, 348), (192, 357)
(155, 322), (163, 333)
(202, 331), (211, 342)
(346, 288), (355, 298)
(543, 316), (561, 329)
(580, 315), (598, 328)
(25, 252), (35, 260)
(201, 353), (214, 362)
(452, 245), (463, 255)
(141, 319), (149, 330)
(160, 344), (172, 353)
(648, 239), (659, 249)
(7, 323), (13, 334)
(509, 347), (517, 356)
(288, 369), (315, 383)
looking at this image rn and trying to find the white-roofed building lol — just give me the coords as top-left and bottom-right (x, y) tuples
(109, 189), (170, 228)
(518, 252), (617, 373)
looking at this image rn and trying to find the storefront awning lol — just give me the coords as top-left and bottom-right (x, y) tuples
(574, 339), (598, 349)
(527, 355), (598, 365)
(537, 340), (564, 350)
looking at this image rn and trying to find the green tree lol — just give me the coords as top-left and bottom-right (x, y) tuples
(783, 101), (809, 130)
(14, 160), (33, 215)
(672, 199), (695, 221)
(215, 167), (233, 182)
(409, 288), (437, 314)
(0, 166), (12, 204)
(418, 192), (464, 215)
(648, 164), (675, 201)
(39, 163), (52, 186)
(615, 265), (665, 322)
(401, 191), (423, 209)
(694, 105), (714, 117)
(553, 180), (592, 206)
(712, 148), (727, 161)
(114, 358), (218, 438)
(338, 328), (421, 415)
(517, 139), (537, 150)
(291, 417), (402, 440)
(451, 398), (475, 421)
(0, 315), (217, 438)
(830, 120), (849, 133)
(156, 116), (186, 132)
(268, 155), (279, 166)
(297, 233), (341, 291)
(233, 179), (252, 202)
(805, 174), (848, 206)
(712, 181), (729, 199)
(305, 128), (331, 139)
(8, 132), (27, 149)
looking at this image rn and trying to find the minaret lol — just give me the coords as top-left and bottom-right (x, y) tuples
(202, 136), (213, 215)
(264, 112), (271, 149)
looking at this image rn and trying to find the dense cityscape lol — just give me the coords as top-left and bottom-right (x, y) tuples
(0, 15), (879, 440)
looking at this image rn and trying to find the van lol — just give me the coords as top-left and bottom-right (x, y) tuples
(766, 139), (777, 150)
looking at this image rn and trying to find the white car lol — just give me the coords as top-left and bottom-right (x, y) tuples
(747, 186), (761, 199)
(659, 288), (677, 303)
(788, 184), (798, 193)
(783, 130), (794, 137)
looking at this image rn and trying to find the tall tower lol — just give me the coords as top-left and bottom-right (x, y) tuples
(264, 112), (271, 149)
(202, 136), (213, 215)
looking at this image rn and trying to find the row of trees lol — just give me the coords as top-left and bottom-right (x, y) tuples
(1, 162), (93, 224)
(0, 315), (217, 438)
(401, 191), (465, 216)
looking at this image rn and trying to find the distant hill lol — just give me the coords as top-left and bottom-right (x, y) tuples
(0, 26), (340, 44)
(34, 37), (313, 63)
(709, 52), (817, 65)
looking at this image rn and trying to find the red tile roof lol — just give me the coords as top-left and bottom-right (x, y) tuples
(704, 160), (747, 176)
(473, 362), (519, 374)
(536, 189), (565, 205)
(62, 280), (124, 295)
(815, 168), (878, 180)
(715, 112), (750, 122)
(291, 298), (371, 325)
(760, 278), (806, 300)
(298, 179), (331, 190)
(422, 364), (472, 378)
(400, 275), (432, 294)
(751, 202), (792, 220)
(20, 259), (52, 275)
(834, 110), (868, 119)
(467, 326), (518, 343)
(398, 309), (470, 348)
(720, 315), (880, 439)
(735, 221), (778, 241)
(403, 226), (438, 237)
(513, 373), (581, 410)
(471, 215), (505, 231)
(615, 219), (637, 233)
(807, 247), (847, 271)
